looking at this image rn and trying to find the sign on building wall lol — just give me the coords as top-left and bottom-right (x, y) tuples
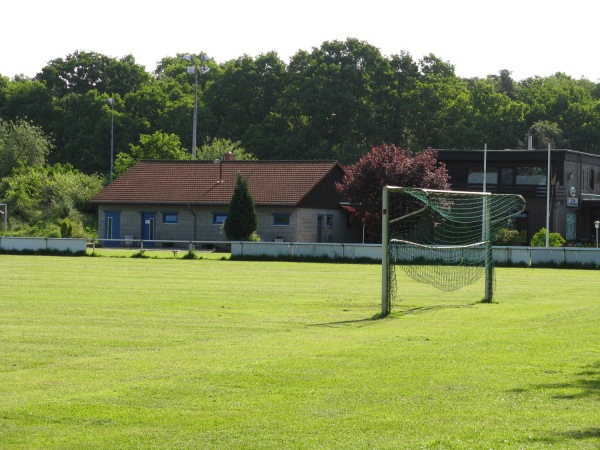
(566, 213), (577, 240)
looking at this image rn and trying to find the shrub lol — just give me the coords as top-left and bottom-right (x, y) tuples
(60, 218), (73, 238)
(494, 228), (521, 246)
(248, 231), (261, 242)
(530, 228), (565, 247)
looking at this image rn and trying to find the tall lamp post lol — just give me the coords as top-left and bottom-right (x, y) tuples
(595, 220), (599, 248)
(0, 203), (6, 232)
(108, 97), (115, 181)
(182, 54), (210, 159)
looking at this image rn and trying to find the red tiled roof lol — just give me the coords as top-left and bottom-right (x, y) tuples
(91, 159), (344, 206)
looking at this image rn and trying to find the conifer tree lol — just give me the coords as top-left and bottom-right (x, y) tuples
(223, 172), (258, 240)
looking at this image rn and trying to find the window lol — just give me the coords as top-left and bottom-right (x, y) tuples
(499, 167), (514, 185)
(326, 215), (334, 227)
(212, 212), (227, 225)
(516, 167), (546, 185)
(273, 213), (290, 226)
(589, 170), (595, 190)
(162, 212), (178, 224)
(468, 167), (497, 184)
(468, 166), (548, 186)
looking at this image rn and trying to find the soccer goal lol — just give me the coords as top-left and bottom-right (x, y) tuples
(381, 186), (526, 315)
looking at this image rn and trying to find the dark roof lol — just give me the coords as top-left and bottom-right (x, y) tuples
(91, 159), (344, 206)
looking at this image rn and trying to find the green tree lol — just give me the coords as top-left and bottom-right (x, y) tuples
(203, 52), (287, 144)
(517, 73), (599, 151)
(0, 163), (105, 237)
(122, 78), (190, 144)
(528, 120), (565, 149)
(114, 131), (189, 177)
(50, 90), (117, 174)
(0, 119), (52, 178)
(36, 51), (150, 98)
(223, 173), (258, 241)
(487, 69), (518, 99)
(197, 138), (256, 161)
(468, 80), (527, 149)
(279, 38), (395, 162)
(0, 78), (55, 132)
(402, 54), (475, 149)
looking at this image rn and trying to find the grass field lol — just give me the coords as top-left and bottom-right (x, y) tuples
(1, 253), (599, 449)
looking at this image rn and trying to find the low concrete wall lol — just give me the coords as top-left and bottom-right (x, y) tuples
(3, 237), (599, 266)
(492, 247), (532, 265)
(232, 242), (382, 261)
(232, 242), (600, 267)
(0, 237), (87, 253)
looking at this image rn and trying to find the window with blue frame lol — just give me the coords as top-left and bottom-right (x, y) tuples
(213, 212), (228, 225)
(273, 213), (291, 226)
(162, 212), (179, 224)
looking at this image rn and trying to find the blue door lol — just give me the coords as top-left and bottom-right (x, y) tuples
(104, 211), (121, 247)
(141, 212), (156, 247)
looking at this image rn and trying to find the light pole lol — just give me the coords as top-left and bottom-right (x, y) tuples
(595, 220), (599, 248)
(182, 54), (210, 159)
(0, 203), (6, 232)
(108, 97), (114, 181)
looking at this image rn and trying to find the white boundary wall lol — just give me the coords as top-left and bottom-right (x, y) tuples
(232, 242), (382, 261)
(0, 237), (87, 253)
(1, 238), (599, 266)
(232, 242), (600, 266)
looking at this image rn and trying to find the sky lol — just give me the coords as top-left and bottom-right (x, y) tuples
(2, 0), (599, 82)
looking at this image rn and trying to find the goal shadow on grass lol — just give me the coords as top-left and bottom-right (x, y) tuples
(310, 302), (478, 327)
(309, 316), (384, 328)
(394, 302), (478, 316)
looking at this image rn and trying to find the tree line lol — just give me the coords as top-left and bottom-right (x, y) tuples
(2, 37), (600, 177)
(2, 37), (600, 237)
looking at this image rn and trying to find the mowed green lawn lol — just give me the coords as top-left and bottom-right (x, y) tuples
(1, 254), (598, 449)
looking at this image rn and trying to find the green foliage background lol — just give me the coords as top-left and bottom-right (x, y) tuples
(3, 39), (600, 236)
(3, 39), (600, 177)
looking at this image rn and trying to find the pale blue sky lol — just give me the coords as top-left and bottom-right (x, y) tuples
(3, 0), (599, 81)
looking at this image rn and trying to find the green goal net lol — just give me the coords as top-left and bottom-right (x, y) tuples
(381, 187), (525, 315)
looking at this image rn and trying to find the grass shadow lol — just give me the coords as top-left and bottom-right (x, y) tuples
(526, 361), (600, 400)
(511, 362), (599, 446)
(310, 314), (389, 327)
(531, 427), (600, 446)
(311, 302), (477, 327)
(394, 303), (477, 316)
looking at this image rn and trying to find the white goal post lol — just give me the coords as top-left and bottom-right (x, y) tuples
(381, 186), (525, 316)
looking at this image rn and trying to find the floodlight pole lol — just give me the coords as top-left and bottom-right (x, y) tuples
(0, 203), (6, 232)
(183, 54), (210, 159)
(108, 98), (114, 182)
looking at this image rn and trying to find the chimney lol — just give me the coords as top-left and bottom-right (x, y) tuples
(223, 152), (235, 161)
